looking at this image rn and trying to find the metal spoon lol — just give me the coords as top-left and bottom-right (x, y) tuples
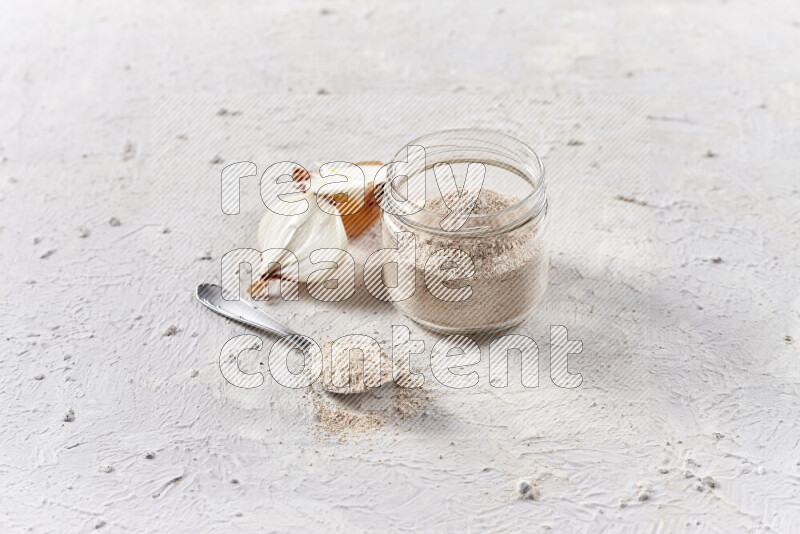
(195, 283), (311, 351)
(196, 283), (389, 394)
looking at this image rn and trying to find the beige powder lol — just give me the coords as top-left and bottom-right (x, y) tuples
(313, 337), (421, 394)
(310, 380), (430, 440)
(386, 189), (548, 333)
(317, 337), (394, 394)
(310, 388), (384, 439)
(309, 338), (430, 439)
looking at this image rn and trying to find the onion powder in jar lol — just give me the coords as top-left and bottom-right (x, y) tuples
(380, 129), (549, 334)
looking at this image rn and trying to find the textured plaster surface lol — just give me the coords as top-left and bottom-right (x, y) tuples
(0, 1), (799, 532)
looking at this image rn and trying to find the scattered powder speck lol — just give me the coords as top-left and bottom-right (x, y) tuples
(122, 141), (136, 161)
(701, 475), (717, 489)
(614, 195), (649, 207)
(514, 479), (540, 500)
(163, 325), (180, 337)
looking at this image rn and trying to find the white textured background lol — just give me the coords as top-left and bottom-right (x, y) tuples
(1, 1), (799, 532)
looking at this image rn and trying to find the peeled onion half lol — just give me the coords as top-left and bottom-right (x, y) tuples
(257, 190), (349, 283)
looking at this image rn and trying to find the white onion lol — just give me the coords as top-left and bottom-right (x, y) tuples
(257, 191), (349, 283)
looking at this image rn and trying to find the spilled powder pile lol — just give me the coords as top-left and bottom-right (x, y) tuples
(308, 356), (431, 441)
(310, 388), (384, 439)
(388, 188), (548, 332)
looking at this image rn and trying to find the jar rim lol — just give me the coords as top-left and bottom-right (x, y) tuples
(386, 128), (547, 236)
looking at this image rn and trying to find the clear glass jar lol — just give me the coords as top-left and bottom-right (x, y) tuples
(381, 129), (549, 334)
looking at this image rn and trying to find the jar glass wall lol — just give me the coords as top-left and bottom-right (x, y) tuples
(381, 129), (549, 334)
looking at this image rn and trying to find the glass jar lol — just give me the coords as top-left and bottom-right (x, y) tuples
(381, 129), (549, 334)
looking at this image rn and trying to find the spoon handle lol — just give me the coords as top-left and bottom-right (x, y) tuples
(196, 283), (302, 340)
